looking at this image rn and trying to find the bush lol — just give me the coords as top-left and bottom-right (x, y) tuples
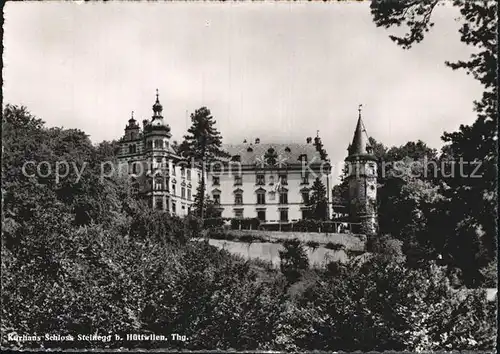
(325, 242), (345, 251)
(306, 240), (319, 250)
(203, 217), (225, 228)
(279, 239), (309, 284)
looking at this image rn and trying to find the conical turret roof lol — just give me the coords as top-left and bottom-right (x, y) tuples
(350, 116), (367, 155)
(346, 106), (376, 161)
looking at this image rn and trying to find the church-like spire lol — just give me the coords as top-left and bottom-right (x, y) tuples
(348, 104), (370, 156)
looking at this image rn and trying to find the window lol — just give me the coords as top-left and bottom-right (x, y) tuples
(155, 177), (164, 190)
(302, 209), (310, 220)
(234, 209), (244, 219)
(213, 164), (222, 173)
(234, 175), (242, 186)
(172, 185), (176, 196)
(302, 191), (310, 204)
(257, 210), (266, 222)
(269, 176), (275, 185)
(279, 173), (288, 185)
(156, 157), (163, 164)
(279, 191), (288, 205)
(147, 141), (153, 149)
(181, 168), (185, 177)
(213, 176), (220, 186)
(257, 191), (266, 205)
(181, 187), (186, 199)
(187, 169), (191, 180)
(280, 209), (289, 222)
(187, 189), (191, 200)
(213, 194), (220, 205)
(172, 202), (176, 214)
(235, 192), (243, 205)
(155, 198), (164, 210)
(256, 174), (265, 185)
(154, 139), (164, 149)
(130, 162), (138, 174)
(128, 145), (136, 154)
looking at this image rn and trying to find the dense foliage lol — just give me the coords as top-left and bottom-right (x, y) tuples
(2, 104), (495, 351)
(331, 0), (498, 288)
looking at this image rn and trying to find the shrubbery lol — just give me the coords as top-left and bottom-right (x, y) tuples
(230, 218), (261, 230)
(1, 105), (496, 351)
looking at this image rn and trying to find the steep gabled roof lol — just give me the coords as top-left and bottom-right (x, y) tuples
(221, 142), (325, 166)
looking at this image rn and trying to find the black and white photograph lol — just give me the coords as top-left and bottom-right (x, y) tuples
(1, 1), (498, 352)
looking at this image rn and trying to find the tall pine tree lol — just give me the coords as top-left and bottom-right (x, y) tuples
(178, 107), (228, 218)
(308, 177), (328, 221)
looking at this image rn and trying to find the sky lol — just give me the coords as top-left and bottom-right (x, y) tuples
(3, 2), (484, 180)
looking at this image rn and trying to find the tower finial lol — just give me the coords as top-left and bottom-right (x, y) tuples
(131, 110), (134, 119)
(358, 104), (362, 119)
(152, 89), (163, 114)
(316, 130), (320, 138)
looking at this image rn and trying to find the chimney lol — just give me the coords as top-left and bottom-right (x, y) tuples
(255, 138), (260, 144)
(243, 139), (247, 143)
(306, 137), (312, 144)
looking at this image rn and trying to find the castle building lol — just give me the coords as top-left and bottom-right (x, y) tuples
(117, 91), (377, 233)
(210, 140), (332, 223)
(117, 90), (201, 216)
(344, 107), (378, 236)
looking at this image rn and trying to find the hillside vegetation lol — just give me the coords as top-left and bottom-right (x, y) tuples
(1, 104), (496, 351)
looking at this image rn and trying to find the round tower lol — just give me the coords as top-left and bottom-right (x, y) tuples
(345, 105), (378, 237)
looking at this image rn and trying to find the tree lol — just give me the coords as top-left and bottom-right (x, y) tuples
(371, 0), (498, 284)
(307, 177), (328, 221)
(192, 183), (221, 219)
(178, 107), (229, 218)
(313, 133), (329, 161)
(279, 239), (309, 284)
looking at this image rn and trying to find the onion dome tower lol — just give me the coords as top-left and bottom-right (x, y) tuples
(144, 89), (171, 136)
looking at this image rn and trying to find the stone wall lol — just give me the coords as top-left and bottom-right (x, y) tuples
(208, 239), (350, 267)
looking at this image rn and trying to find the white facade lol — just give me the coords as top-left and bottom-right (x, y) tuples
(117, 94), (333, 221)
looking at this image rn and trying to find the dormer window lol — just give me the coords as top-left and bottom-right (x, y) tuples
(231, 155), (241, 162)
(247, 147), (253, 152)
(284, 147), (291, 153)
